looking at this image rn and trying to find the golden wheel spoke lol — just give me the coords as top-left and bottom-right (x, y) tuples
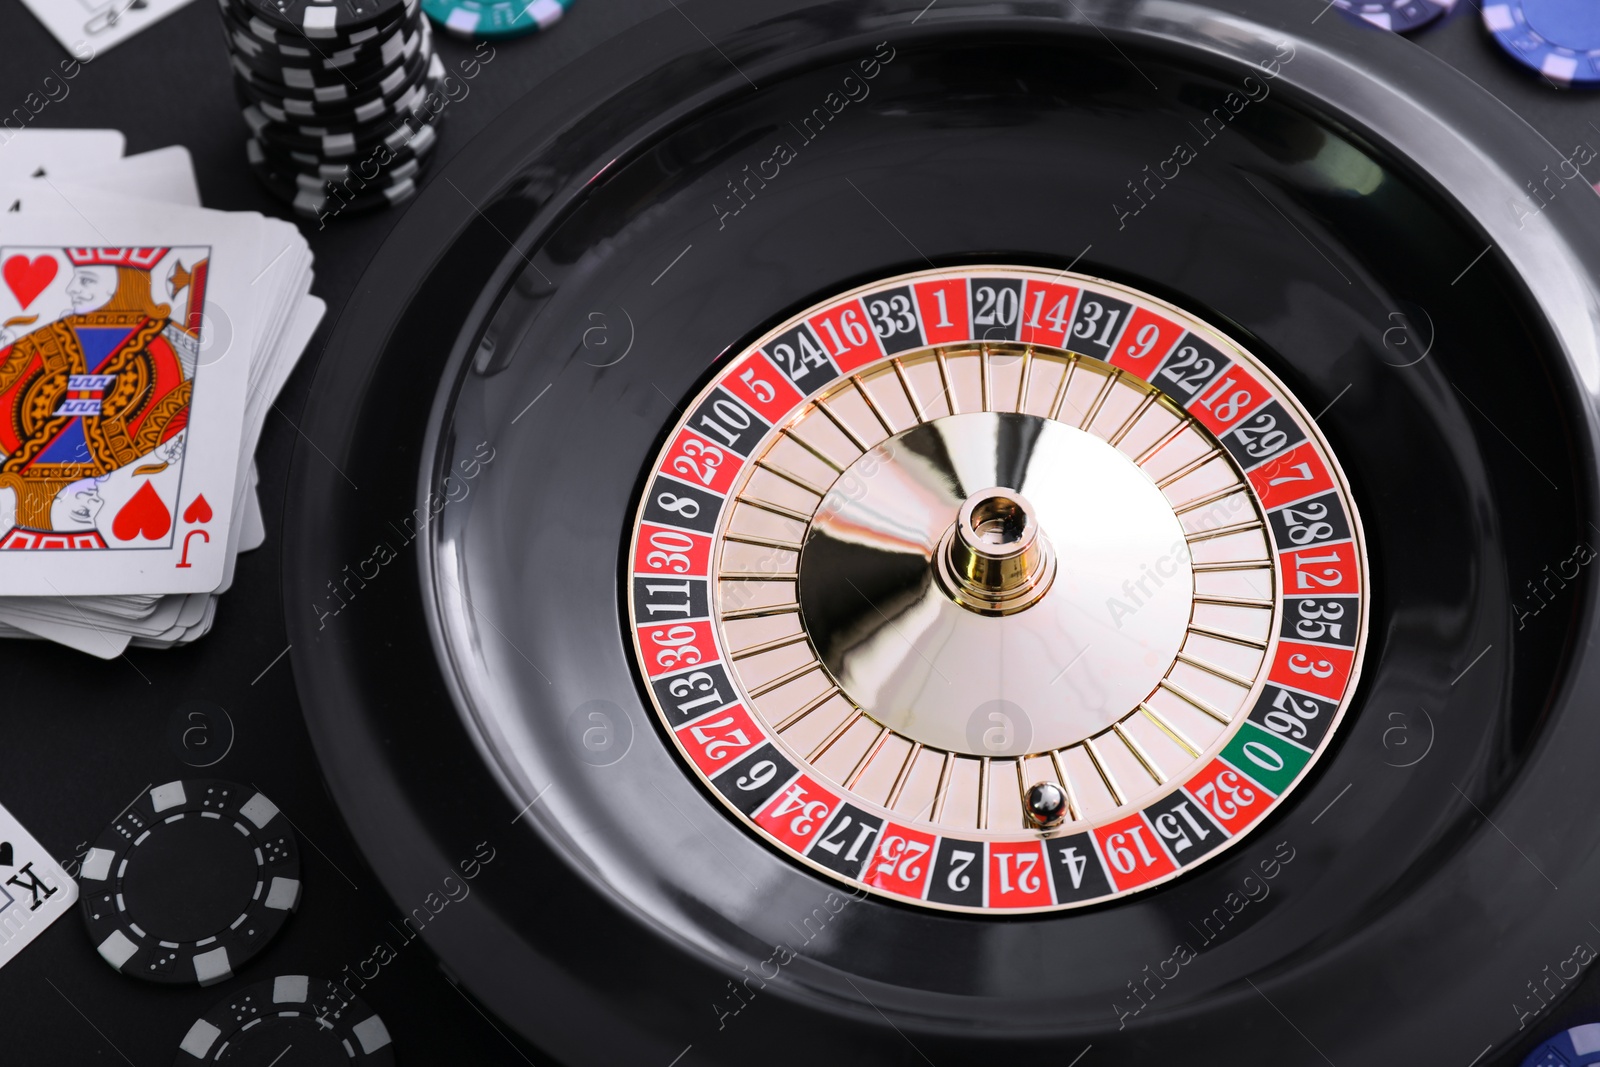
(852, 374), (895, 436)
(748, 660), (822, 697)
(929, 752), (955, 822)
(811, 397), (871, 453)
(720, 601), (801, 621)
(1174, 483), (1247, 515)
(933, 348), (958, 417)
(756, 459), (828, 498)
(976, 756), (991, 829)
(731, 632), (810, 660)
(1083, 737), (1127, 807)
(885, 741), (922, 808)
(1138, 703), (1200, 758)
(845, 725), (890, 790)
(779, 426), (843, 473)
(891, 357), (926, 423)
(1155, 447), (1222, 489)
(1015, 344), (1034, 414)
(1047, 352), (1080, 421)
(1113, 722), (1165, 785)
(737, 496), (812, 524)
(1174, 651), (1254, 689)
(1048, 748), (1082, 823)
(807, 707), (864, 762)
(1078, 367), (1121, 430)
(1186, 519), (1264, 543)
(724, 532), (803, 552)
(774, 686), (840, 732)
(1157, 678), (1232, 724)
(1132, 417), (1189, 465)
(1193, 591), (1272, 608)
(1186, 622), (1268, 650)
(1108, 389), (1158, 446)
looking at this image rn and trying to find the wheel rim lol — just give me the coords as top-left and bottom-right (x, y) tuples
(285, 3), (1600, 1063)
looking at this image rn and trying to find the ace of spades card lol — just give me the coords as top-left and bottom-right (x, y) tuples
(0, 222), (256, 595)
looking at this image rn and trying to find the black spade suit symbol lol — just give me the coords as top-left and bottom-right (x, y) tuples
(0, 842), (13, 867)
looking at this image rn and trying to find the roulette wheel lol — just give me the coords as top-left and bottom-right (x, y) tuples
(283, 0), (1600, 1062)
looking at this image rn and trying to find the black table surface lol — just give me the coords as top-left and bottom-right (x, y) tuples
(1, 2), (1598, 1062)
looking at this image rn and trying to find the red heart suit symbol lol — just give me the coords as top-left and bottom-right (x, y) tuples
(112, 481), (173, 542)
(182, 494), (212, 524)
(3, 254), (56, 310)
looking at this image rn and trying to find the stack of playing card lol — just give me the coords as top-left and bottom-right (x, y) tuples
(0, 129), (324, 658)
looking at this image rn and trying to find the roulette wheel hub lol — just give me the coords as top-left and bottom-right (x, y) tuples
(937, 480), (1057, 614)
(285, 1), (1600, 1062)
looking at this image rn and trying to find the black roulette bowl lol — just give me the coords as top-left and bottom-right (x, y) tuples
(285, 1), (1600, 1063)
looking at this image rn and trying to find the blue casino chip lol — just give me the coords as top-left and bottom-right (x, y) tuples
(1333, 0), (1453, 33)
(1522, 1023), (1600, 1067)
(1484, 0), (1600, 86)
(1523, 1023), (1600, 1066)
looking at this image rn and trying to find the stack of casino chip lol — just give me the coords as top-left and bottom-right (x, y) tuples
(217, 0), (446, 219)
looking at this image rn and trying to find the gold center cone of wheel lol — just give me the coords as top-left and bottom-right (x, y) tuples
(797, 409), (1198, 757)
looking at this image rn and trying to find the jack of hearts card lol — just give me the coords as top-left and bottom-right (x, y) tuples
(0, 237), (254, 594)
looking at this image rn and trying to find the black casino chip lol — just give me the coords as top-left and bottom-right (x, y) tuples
(243, 85), (444, 165)
(247, 135), (430, 220)
(232, 53), (434, 132)
(225, 5), (410, 52)
(224, 16), (429, 93)
(239, 61), (441, 140)
(239, 88), (443, 168)
(230, 34), (430, 120)
(227, 48), (417, 100)
(225, 21), (432, 103)
(80, 780), (300, 986)
(247, 129), (437, 186)
(218, 0), (411, 54)
(235, 90), (444, 175)
(233, 0), (414, 40)
(246, 105), (439, 165)
(175, 975), (395, 1064)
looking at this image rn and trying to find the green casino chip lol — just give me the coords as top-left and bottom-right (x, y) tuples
(422, 0), (573, 39)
